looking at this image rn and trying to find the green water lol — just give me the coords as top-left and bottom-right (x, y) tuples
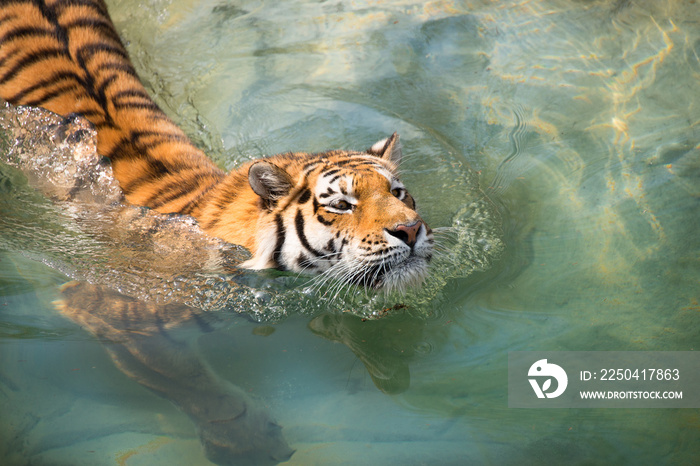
(1, 0), (699, 464)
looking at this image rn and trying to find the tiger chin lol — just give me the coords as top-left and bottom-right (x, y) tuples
(200, 132), (434, 293)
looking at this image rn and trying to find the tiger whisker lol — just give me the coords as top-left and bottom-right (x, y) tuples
(292, 250), (344, 280)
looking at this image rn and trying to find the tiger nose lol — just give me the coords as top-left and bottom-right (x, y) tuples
(387, 221), (422, 248)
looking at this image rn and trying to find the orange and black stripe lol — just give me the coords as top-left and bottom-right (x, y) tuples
(0, 0), (224, 216)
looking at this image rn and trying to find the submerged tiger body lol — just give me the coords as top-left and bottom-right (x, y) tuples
(0, 0), (433, 290)
(0, 1), (441, 463)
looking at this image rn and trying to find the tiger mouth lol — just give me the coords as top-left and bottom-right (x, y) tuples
(350, 252), (431, 290)
(350, 270), (385, 289)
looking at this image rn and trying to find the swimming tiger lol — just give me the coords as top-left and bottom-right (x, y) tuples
(0, 0), (433, 291)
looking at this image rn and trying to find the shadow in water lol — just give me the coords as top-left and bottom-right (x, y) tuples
(309, 311), (426, 395)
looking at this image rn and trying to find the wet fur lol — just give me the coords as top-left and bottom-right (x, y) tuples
(0, 0), (433, 291)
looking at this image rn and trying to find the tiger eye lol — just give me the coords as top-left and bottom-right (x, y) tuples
(391, 188), (402, 198)
(333, 200), (351, 211)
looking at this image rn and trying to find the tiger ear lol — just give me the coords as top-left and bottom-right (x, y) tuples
(368, 132), (402, 165)
(248, 161), (293, 201)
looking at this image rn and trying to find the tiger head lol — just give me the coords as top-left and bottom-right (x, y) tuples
(217, 133), (433, 292)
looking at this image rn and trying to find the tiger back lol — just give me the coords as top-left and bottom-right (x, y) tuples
(0, 0), (224, 213)
(0, 0), (433, 291)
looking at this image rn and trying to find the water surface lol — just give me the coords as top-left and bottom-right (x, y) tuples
(1, 0), (699, 464)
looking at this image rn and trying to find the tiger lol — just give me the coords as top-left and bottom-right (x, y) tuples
(0, 0), (434, 292)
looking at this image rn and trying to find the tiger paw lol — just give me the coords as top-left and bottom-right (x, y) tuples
(188, 393), (294, 465)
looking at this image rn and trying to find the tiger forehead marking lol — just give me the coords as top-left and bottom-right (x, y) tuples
(0, 0), (433, 292)
(314, 157), (396, 197)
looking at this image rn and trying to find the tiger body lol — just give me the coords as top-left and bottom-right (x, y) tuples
(0, 0), (433, 290)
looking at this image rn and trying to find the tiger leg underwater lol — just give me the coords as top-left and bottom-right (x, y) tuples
(56, 281), (295, 465)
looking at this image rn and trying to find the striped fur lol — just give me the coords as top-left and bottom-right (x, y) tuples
(0, 0), (433, 291)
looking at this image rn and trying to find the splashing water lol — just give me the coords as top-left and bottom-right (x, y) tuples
(0, 100), (503, 321)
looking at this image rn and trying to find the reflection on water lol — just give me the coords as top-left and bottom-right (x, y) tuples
(1, 0), (699, 464)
